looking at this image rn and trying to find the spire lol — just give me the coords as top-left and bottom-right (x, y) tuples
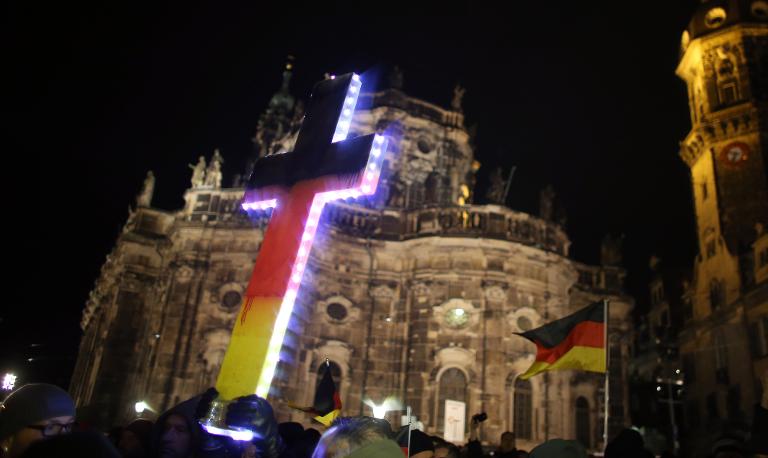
(251, 57), (296, 158)
(280, 55), (294, 93)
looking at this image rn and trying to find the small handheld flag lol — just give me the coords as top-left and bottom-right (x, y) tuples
(516, 301), (606, 380)
(288, 360), (342, 426)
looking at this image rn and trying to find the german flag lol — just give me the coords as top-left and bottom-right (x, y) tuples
(288, 361), (342, 426)
(517, 301), (606, 380)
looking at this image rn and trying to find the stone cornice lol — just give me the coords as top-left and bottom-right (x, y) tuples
(679, 103), (761, 167)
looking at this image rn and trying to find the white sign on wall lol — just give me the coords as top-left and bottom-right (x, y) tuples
(443, 399), (466, 443)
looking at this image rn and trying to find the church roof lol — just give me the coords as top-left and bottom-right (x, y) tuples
(684, 0), (768, 42)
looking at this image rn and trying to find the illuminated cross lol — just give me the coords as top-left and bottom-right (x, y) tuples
(214, 73), (388, 403)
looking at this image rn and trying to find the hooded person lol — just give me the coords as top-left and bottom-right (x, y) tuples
(152, 388), (286, 458)
(119, 419), (153, 458)
(0, 383), (76, 458)
(151, 396), (205, 458)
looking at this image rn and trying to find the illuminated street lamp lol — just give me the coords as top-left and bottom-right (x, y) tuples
(2, 373), (17, 391)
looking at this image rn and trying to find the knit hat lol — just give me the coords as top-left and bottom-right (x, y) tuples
(530, 439), (587, 458)
(0, 383), (76, 440)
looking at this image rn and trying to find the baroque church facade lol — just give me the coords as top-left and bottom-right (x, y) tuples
(69, 64), (634, 451)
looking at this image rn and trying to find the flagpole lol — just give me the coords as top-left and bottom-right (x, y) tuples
(406, 405), (412, 454)
(603, 299), (610, 451)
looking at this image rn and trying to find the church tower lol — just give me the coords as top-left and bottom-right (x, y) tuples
(677, 0), (768, 271)
(676, 1), (768, 452)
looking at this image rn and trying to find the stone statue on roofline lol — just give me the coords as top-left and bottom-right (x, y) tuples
(189, 156), (206, 188)
(539, 185), (555, 221)
(452, 84), (466, 111)
(136, 170), (155, 207)
(486, 168), (505, 205)
(204, 149), (224, 188)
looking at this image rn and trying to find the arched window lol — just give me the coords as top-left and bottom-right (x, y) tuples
(576, 397), (590, 448)
(710, 279), (725, 310)
(514, 379), (532, 440)
(438, 368), (467, 433)
(425, 172), (440, 204)
(315, 361), (342, 399)
(714, 330), (729, 384)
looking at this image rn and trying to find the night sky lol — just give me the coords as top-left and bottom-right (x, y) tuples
(6, 4), (700, 388)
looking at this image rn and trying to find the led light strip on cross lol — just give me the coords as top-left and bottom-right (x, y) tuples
(203, 74), (386, 442)
(249, 132), (387, 399)
(239, 74), (387, 399)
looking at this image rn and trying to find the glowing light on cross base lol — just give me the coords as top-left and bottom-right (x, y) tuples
(134, 401), (150, 414)
(363, 396), (403, 419)
(2, 373), (17, 391)
(240, 76), (387, 399)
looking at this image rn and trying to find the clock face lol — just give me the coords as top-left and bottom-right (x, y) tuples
(719, 142), (750, 166)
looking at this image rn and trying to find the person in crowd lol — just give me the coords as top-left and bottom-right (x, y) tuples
(496, 432), (519, 458)
(152, 397), (200, 458)
(311, 416), (402, 458)
(711, 435), (747, 458)
(151, 390), (236, 458)
(118, 419), (153, 458)
(283, 428), (321, 458)
(278, 423), (305, 449)
(604, 429), (653, 458)
(407, 429), (434, 458)
(149, 388), (288, 458)
(528, 439), (585, 458)
(466, 416), (521, 458)
(20, 430), (120, 458)
(224, 394), (284, 458)
(108, 427), (125, 449)
(0, 383), (76, 458)
(432, 437), (459, 458)
(465, 415), (483, 458)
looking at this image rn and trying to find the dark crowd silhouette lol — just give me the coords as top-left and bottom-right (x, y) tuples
(1, 380), (766, 458)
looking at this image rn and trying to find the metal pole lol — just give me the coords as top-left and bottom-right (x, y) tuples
(667, 375), (679, 455)
(406, 405), (413, 454)
(360, 235), (376, 415)
(603, 299), (610, 450)
(501, 166), (517, 205)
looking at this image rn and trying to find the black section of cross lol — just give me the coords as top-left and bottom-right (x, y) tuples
(246, 73), (375, 190)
